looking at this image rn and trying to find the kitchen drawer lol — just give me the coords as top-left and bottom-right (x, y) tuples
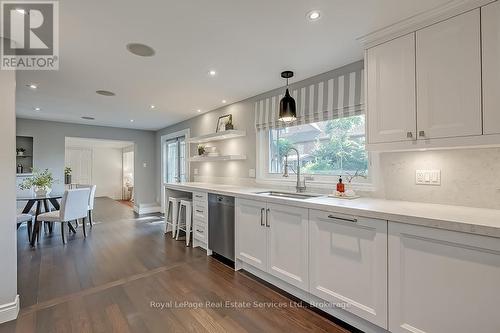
(193, 202), (207, 220)
(193, 221), (207, 243)
(193, 191), (208, 202)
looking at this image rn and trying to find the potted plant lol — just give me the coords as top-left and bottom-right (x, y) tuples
(19, 169), (55, 196)
(64, 167), (72, 185)
(16, 147), (26, 156)
(197, 144), (206, 156)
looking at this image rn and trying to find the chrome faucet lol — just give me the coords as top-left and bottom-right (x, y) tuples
(283, 147), (307, 193)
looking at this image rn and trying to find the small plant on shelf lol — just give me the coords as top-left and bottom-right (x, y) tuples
(64, 167), (72, 185)
(19, 169), (56, 196)
(197, 144), (206, 156)
(16, 147), (26, 156)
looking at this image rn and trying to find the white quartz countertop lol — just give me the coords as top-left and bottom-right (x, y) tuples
(164, 182), (500, 238)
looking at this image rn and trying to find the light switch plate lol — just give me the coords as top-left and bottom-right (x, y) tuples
(416, 170), (441, 185)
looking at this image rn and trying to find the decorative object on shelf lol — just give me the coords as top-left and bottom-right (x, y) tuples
(64, 167), (72, 185)
(333, 170), (367, 198)
(16, 147), (26, 156)
(19, 168), (56, 196)
(204, 146), (219, 157)
(216, 114), (232, 132)
(197, 144), (206, 156)
(17, 164), (23, 174)
(225, 115), (234, 130)
(279, 71), (297, 123)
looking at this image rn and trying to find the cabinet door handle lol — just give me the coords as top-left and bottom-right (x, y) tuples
(266, 208), (270, 227)
(195, 209), (203, 213)
(195, 195), (203, 199)
(327, 214), (357, 223)
(260, 208), (265, 226)
(406, 131), (413, 138)
(419, 130), (425, 137)
(196, 229), (203, 233)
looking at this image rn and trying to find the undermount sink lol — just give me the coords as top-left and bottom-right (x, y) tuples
(255, 191), (324, 200)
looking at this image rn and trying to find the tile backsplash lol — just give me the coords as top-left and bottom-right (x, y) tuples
(379, 148), (500, 209)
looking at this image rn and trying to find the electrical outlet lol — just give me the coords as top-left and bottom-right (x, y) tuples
(416, 170), (441, 185)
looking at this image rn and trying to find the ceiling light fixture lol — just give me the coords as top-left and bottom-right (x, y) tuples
(222, 100), (227, 104)
(197, 109), (201, 113)
(208, 70), (217, 77)
(307, 10), (321, 21)
(81, 116), (95, 120)
(126, 43), (155, 57)
(130, 119), (134, 122)
(96, 90), (115, 96)
(150, 104), (156, 110)
(26, 83), (38, 89)
(279, 71), (297, 123)
(34, 107), (41, 111)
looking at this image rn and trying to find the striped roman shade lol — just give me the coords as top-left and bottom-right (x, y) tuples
(255, 60), (364, 130)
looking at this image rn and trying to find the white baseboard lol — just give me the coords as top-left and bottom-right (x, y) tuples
(0, 295), (19, 324)
(134, 203), (161, 214)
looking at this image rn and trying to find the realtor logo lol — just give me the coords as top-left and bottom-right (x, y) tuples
(1, 1), (59, 70)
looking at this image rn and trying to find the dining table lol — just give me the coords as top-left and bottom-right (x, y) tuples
(16, 192), (69, 247)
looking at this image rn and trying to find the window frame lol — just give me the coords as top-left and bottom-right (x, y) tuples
(255, 121), (379, 192)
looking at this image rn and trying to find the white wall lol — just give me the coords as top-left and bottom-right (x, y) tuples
(0, 62), (19, 321)
(92, 147), (123, 199)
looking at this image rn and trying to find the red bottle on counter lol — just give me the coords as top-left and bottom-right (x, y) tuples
(336, 176), (345, 193)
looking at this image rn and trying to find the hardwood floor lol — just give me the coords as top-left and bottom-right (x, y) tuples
(2, 198), (357, 333)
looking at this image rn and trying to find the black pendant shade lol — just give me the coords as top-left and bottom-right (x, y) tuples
(279, 71), (297, 123)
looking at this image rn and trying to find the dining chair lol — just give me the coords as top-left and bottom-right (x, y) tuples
(17, 213), (34, 241)
(76, 184), (97, 228)
(36, 188), (91, 244)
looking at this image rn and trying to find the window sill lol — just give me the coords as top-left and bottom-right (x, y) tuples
(255, 177), (377, 193)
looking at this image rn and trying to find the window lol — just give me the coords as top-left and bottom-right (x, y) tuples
(163, 136), (186, 183)
(264, 115), (369, 181)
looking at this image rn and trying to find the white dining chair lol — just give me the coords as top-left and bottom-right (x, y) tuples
(77, 184), (97, 227)
(36, 188), (90, 244)
(17, 213), (34, 241)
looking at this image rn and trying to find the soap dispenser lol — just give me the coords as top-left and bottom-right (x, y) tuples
(336, 176), (345, 193)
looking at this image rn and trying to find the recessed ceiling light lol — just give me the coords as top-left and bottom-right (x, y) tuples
(81, 116), (95, 120)
(307, 10), (321, 21)
(150, 104), (156, 110)
(96, 90), (115, 96)
(34, 107), (41, 111)
(197, 109), (201, 113)
(26, 83), (38, 89)
(126, 43), (155, 57)
(222, 100), (227, 104)
(208, 70), (217, 77)
(130, 119), (134, 122)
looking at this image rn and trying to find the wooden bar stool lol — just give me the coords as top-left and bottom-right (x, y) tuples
(176, 199), (193, 246)
(166, 197), (188, 238)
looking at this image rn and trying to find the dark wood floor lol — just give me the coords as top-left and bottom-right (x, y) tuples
(1, 198), (354, 333)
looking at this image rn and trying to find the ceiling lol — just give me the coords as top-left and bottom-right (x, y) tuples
(14, 0), (451, 130)
(65, 137), (134, 149)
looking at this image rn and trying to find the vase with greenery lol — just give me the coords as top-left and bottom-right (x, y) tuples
(64, 167), (72, 185)
(197, 144), (206, 156)
(16, 147), (26, 156)
(20, 169), (55, 196)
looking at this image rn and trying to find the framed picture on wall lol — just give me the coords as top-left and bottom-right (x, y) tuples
(216, 114), (232, 132)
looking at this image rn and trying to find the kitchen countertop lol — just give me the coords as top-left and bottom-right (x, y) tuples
(165, 182), (500, 239)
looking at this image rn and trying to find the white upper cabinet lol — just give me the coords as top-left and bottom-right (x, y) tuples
(235, 198), (268, 271)
(309, 210), (388, 328)
(416, 9), (482, 139)
(267, 203), (309, 291)
(367, 33), (416, 143)
(482, 1), (500, 135)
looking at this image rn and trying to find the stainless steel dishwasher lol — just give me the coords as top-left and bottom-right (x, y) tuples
(208, 193), (235, 261)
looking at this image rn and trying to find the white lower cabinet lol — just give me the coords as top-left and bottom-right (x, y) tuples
(267, 202), (309, 290)
(236, 199), (309, 291)
(389, 222), (500, 333)
(309, 210), (388, 328)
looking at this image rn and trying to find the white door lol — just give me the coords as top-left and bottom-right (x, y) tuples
(416, 10), (482, 139)
(164, 136), (186, 184)
(482, 2), (500, 135)
(65, 148), (92, 185)
(367, 33), (416, 143)
(309, 210), (387, 328)
(389, 222), (500, 333)
(235, 198), (267, 271)
(266, 203), (309, 291)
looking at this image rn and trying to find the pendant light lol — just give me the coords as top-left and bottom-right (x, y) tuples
(279, 71), (297, 123)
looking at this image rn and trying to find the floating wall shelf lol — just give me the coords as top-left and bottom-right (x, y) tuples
(189, 155), (247, 162)
(188, 130), (246, 144)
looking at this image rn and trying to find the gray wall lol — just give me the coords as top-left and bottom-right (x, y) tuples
(0, 67), (18, 315)
(16, 119), (157, 206)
